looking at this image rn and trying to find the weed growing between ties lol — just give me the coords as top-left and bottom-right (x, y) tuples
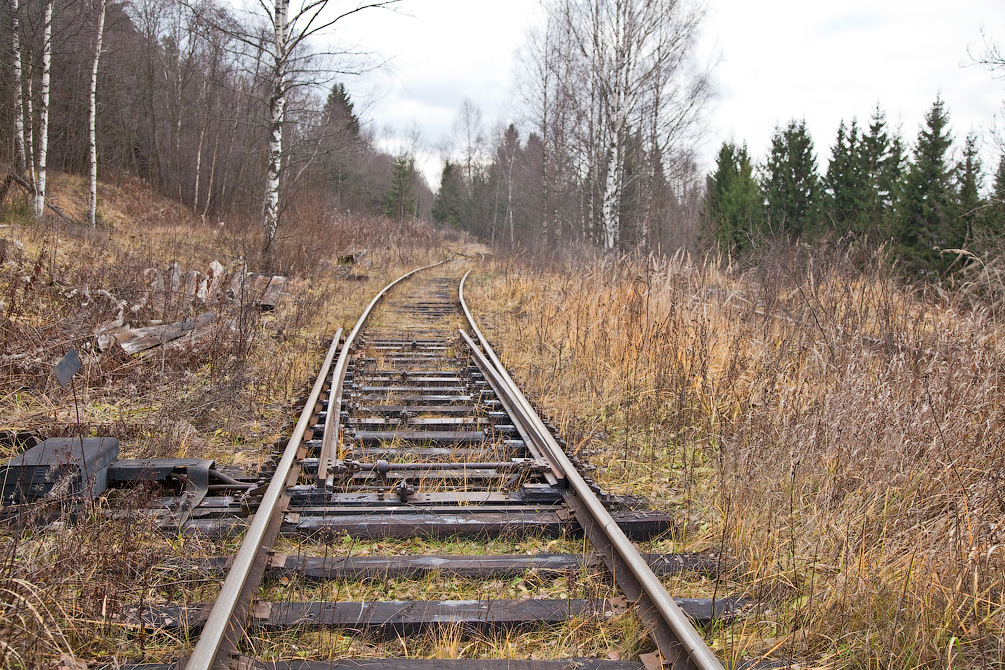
(467, 243), (1005, 668)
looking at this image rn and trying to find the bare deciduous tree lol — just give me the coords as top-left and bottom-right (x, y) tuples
(187, 0), (403, 260)
(518, 0), (711, 251)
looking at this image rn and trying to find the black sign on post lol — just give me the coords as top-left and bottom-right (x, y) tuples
(54, 348), (82, 388)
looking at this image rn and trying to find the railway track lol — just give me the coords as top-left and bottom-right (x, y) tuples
(6, 258), (742, 669)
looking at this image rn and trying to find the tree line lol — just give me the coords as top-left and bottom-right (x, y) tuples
(431, 0), (712, 254)
(705, 97), (1004, 274)
(6, 0), (1003, 273)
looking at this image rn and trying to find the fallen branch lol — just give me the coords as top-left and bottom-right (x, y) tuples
(5, 172), (85, 226)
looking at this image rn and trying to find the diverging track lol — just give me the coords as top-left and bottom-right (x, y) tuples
(130, 259), (738, 670)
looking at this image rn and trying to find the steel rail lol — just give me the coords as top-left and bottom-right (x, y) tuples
(188, 253), (453, 670)
(457, 275), (564, 484)
(316, 257), (453, 487)
(185, 327), (342, 670)
(458, 270), (723, 670)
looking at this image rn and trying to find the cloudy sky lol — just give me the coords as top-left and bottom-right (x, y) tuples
(345, 0), (1004, 186)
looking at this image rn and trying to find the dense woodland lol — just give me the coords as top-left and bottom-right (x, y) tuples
(2, 0), (1004, 276)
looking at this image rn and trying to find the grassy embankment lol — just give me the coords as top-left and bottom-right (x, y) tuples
(465, 246), (1005, 668)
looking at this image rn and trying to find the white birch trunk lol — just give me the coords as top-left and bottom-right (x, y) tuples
(34, 0), (52, 219)
(262, 0), (288, 255)
(9, 0), (26, 176)
(600, 4), (626, 252)
(193, 119), (205, 210)
(88, 0), (107, 228)
(202, 129), (220, 216)
(24, 51), (34, 187)
(506, 145), (516, 247)
(601, 131), (623, 251)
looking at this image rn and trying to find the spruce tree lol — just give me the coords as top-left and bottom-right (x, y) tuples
(901, 96), (955, 271)
(384, 153), (417, 221)
(857, 105), (903, 238)
(762, 120), (820, 238)
(323, 83), (361, 139)
(990, 154), (1005, 236)
(704, 141), (762, 250)
(824, 119), (868, 235)
(878, 133), (907, 240)
(955, 132), (984, 243)
(432, 161), (468, 227)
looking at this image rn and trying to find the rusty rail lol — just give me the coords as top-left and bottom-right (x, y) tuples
(458, 270), (724, 670)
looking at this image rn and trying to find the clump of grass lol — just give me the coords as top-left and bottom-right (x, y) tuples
(467, 242), (1005, 668)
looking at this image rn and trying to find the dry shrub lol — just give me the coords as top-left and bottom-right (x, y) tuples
(469, 242), (1005, 668)
(228, 191), (453, 276)
(0, 489), (173, 668)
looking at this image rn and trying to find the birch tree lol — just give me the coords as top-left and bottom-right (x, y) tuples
(186, 0), (402, 260)
(34, 0), (53, 219)
(521, 0), (710, 251)
(87, 0), (107, 227)
(8, 0), (27, 176)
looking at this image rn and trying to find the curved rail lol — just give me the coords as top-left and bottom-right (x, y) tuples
(185, 327), (342, 670)
(188, 257), (451, 670)
(316, 256), (453, 486)
(458, 270), (724, 670)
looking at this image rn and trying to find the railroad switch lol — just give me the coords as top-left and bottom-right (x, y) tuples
(0, 437), (119, 504)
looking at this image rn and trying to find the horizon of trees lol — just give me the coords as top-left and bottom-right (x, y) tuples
(3, 0), (1005, 278)
(704, 96), (1005, 275)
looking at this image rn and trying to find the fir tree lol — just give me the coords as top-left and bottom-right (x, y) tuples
(704, 141), (762, 250)
(901, 96), (955, 270)
(762, 120), (820, 237)
(955, 131), (984, 243)
(384, 153), (417, 221)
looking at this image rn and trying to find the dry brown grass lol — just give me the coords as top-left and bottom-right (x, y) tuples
(466, 243), (1005, 668)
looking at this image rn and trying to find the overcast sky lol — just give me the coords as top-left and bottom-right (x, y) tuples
(345, 0), (1004, 187)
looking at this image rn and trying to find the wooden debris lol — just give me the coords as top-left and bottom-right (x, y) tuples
(92, 258), (287, 356)
(205, 260), (226, 299)
(109, 311), (216, 355)
(259, 276), (286, 311)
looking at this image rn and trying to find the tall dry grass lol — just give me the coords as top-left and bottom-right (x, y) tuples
(468, 243), (1005, 668)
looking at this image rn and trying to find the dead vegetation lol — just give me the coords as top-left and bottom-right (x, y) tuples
(467, 243), (1005, 668)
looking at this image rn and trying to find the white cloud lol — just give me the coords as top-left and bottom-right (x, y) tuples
(339, 0), (1004, 188)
